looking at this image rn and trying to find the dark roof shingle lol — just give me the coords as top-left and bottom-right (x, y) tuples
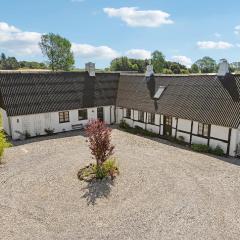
(116, 73), (240, 128)
(0, 72), (119, 116)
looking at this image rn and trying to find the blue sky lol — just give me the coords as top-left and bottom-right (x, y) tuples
(0, 0), (240, 68)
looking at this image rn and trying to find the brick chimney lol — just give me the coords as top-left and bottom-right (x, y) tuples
(218, 59), (229, 76)
(145, 60), (154, 77)
(85, 62), (95, 77)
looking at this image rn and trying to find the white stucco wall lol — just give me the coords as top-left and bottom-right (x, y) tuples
(177, 131), (191, 143)
(209, 139), (228, 154)
(178, 119), (192, 132)
(116, 107), (123, 124)
(0, 108), (10, 135)
(210, 125), (229, 141)
(229, 127), (240, 156)
(10, 106), (114, 140)
(191, 135), (208, 145)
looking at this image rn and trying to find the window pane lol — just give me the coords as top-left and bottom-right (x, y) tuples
(198, 123), (203, 135)
(148, 113), (155, 124)
(126, 109), (131, 118)
(139, 111), (144, 122)
(79, 109), (87, 120)
(203, 124), (209, 137)
(59, 111), (69, 123)
(151, 114), (155, 124)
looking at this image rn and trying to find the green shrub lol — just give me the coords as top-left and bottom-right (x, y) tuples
(178, 136), (185, 142)
(191, 144), (209, 153)
(92, 158), (119, 180)
(44, 128), (55, 135)
(94, 165), (107, 179)
(24, 131), (31, 139)
(191, 144), (225, 156)
(210, 146), (225, 156)
(0, 131), (11, 163)
(103, 158), (119, 179)
(119, 120), (159, 138)
(119, 120), (130, 129)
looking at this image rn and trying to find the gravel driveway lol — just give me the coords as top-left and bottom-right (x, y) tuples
(0, 128), (240, 240)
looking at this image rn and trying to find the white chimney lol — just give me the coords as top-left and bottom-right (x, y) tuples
(218, 59), (229, 76)
(85, 62), (95, 77)
(145, 60), (154, 77)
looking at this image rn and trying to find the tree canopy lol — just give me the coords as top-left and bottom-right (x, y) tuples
(151, 50), (165, 73)
(110, 57), (148, 73)
(0, 53), (19, 70)
(0, 53), (47, 70)
(194, 56), (217, 73)
(109, 50), (189, 74)
(39, 33), (75, 71)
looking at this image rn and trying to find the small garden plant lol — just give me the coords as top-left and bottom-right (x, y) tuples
(0, 131), (12, 164)
(78, 120), (119, 181)
(191, 144), (225, 156)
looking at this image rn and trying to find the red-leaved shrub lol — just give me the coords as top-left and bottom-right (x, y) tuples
(86, 120), (114, 166)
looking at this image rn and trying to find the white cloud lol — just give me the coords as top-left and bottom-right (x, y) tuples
(0, 21), (119, 60)
(0, 21), (41, 55)
(171, 55), (192, 67)
(72, 43), (119, 59)
(234, 25), (240, 35)
(103, 7), (173, 27)
(0, 22), (20, 33)
(125, 49), (151, 59)
(197, 41), (233, 49)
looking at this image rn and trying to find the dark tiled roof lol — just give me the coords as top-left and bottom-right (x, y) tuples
(0, 72), (119, 116)
(116, 73), (240, 128)
(1, 71), (240, 128)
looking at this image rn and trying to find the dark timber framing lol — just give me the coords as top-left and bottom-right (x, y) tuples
(227, 128), (232, 155)
(207, 124), (211, 146)
(121, 108), (234, 156)
(175, 118), (178, 139)
(189, 121), (194, 145)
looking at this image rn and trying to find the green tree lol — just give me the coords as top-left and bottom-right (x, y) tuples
(110, 57), (147, 72)
(170, 62), (181, 74)
(110, 57), (131, 71)
(195, 56), (217, 73)
(39, 33), (74, 71)
(162, 68), (173, 74)
(1, 53), (6, 62)
(19, 61), (47, 69)
(190, 63), (200, 73)
(4, 57), (19, 70)
(0, 53), (19, 70)
(151, 50), (165, 73)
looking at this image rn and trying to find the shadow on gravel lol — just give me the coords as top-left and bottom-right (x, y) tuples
(81, 178), (114, 205)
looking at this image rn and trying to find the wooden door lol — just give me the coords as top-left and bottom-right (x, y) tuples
(163, 116), (172, 137)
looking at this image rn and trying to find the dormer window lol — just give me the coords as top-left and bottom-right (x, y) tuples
(153, 86), (166, 99)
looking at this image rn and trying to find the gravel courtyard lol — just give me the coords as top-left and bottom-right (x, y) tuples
(0, 128), (240, 240)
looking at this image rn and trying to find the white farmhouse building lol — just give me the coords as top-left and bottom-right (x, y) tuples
(0, 60), (240, 157)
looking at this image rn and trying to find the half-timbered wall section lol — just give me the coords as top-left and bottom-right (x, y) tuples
(116, 107), (238, 157)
